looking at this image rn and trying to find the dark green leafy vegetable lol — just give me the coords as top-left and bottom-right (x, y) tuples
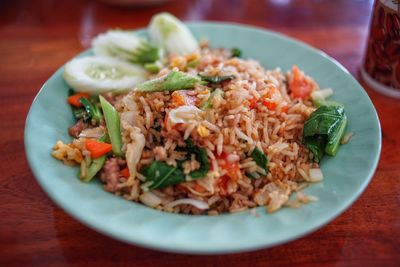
(247, 147), (268, 179)
(185, 139), (210, 179)
(140, 140), (210, 189)
(79, 97), (102, 124)
(135, 70), (201, 92)
(68, 89), (90, 122)
(303, 105), (347, 162)
(99, 95), (124, 157)
(231, 47), (242, 58)
(199, 74), (235, 84)
(71, 107), (90, 122)
(141, 161), (185, 189)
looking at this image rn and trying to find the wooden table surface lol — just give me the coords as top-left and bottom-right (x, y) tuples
(1, 0), (399, 266)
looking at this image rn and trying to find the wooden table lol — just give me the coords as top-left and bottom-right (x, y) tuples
(1, 0), (399, 266)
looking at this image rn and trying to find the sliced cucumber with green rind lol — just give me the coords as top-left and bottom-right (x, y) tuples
(92, 30), (163, 65)
(63, 56), (147, 93)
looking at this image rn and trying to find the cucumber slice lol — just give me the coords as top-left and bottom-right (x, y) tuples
(92, 30), (163, 65)
(148, 13), (198, 55)
(63, 56), (147, 93)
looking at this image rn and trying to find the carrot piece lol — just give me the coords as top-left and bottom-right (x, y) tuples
(249, 97), (258, 109)
(216, 152), (240, 181)
(171, 91), (187, 106)
(120, 167), (130, 178)
(193, 183), (206, 193)
(171, 90), (196, 107)
(85, 139), (113, 158)
(67, 92), (90, 107)
(261, 98), (277, 110)
(281, 105), (289, 113)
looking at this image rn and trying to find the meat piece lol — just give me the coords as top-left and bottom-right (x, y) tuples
(100, 158), (121, 193)
(68, 119), (86, 138)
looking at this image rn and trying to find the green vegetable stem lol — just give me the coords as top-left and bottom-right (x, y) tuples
(80, 134), (108, 182)
(99, 95), (124, 157)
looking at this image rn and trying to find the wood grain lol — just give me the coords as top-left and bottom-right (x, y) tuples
(0, 0), (399, 266)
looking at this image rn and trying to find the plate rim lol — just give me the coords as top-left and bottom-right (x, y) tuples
(24, 21), (382, 254)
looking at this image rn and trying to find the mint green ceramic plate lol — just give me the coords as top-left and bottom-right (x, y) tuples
(25, 23), (381, 254)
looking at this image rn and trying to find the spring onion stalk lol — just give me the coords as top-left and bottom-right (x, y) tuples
(99, 96), (123, 157)
(92, 30), (163, 65)
(148, 12), (199, 55)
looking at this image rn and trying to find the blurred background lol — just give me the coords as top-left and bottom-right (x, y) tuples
(0, 0), (374, 79)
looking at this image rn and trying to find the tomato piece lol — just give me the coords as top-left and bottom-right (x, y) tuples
(216, 152), (240, 181)
(217, 175), (230, 196)
(193, 183), (206, 193)
(120, 167), (130, 178)
(289, 65), (314, 100)
(261, 87), (281, 110)
(249, 97), (258, 109)
(261, 98), (277, 110)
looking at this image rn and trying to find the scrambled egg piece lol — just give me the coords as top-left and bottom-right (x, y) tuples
(52, 140), (83, 165)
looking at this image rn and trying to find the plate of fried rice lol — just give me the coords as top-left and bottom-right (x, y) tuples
(24, 13), (381, 253)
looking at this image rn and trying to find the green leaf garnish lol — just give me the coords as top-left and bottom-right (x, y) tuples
(135, 70), (201, 92)
(303, 105), (347, 161)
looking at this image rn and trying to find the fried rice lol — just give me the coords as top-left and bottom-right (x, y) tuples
(53, 44), (323, 215)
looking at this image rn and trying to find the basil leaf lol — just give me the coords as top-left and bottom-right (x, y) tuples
(141, 161), (185, 189)
(303, 105), (347, 161)
(199, 74), (235, 84)
(185, 139), (210, 179)
(135, 71), (201, 92)
(247, 147), (268, 179)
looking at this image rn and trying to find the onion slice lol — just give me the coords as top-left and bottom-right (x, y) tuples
(309, 168), (324, 182)
(341, 132), (354, 144)
(164, 198), (209, 210)
(139, 192), (162, 208)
